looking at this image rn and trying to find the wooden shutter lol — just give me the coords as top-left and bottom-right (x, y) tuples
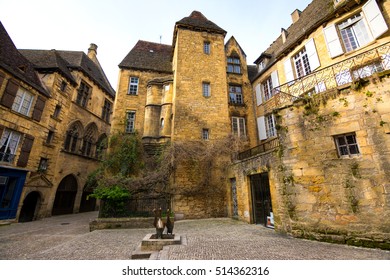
(32, 95), (46, 122)
(257, 116), (267, 141)
(284, 58), (294, 83)
(1, 79), (19, 108)
(363, 0), (388, 39)
(16, 134), (34, 168)
(305, 38), (320, 70)
(323, 24), (344, 58)
(255, 84), (262, 106)
(271, 70), (280, 88)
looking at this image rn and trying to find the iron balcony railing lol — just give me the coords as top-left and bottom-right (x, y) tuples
(237, 137), (279, 160)
(238, 42), (390, 161)
(266, 41), (390, 112)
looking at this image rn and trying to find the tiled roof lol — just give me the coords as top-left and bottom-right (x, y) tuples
(21, 49), (116, 98)
(0, 22), (49, 97)
(119, 40), (172, 73)
(252, 0), (361, 81)
(175, 11), (226, 35)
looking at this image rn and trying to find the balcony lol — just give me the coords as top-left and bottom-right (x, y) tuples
(237, 137), (279, 161)
(269, 41), (390, 112)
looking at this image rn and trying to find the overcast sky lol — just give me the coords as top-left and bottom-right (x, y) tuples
(0, 0), (312, 89)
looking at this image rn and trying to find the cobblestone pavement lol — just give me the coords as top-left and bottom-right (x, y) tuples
(0, 211), (389, 260)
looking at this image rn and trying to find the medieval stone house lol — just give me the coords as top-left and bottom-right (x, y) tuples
(231, 0), (390, 248)
(0, 21), (115, 222)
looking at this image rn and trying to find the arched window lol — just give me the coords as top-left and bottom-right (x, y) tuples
(64, 123), (82, 153)
(95, 134), (108, 159)
(81, 123), (97, 157)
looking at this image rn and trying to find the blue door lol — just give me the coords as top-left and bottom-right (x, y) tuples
(0, 168), (27, 220)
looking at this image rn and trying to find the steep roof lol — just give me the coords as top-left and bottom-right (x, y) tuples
(175, 11), (226, 35)
(119, 40), (172, 73)
(21, 49), (116, 98)
(252, 0), (361, 81)
(0, 21), (49, 97)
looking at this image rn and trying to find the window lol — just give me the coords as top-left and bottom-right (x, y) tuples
(60, 81), (67, 92)
(64, 124), (79, 153)
(46, 130), (54, 144)
(128, 77), (139, 95)
(81, 125), (96, 157)
(160, 118), (164, 129)
(202, 82), (211, 97)
(227, 57), (241, 74)
(229, 85), (243, 104)
(262, 77), (274, 101)
(338, 13), (371, 52)
(76, 81), (91, 107)
(232, 117), (246, 137)
(324, 0), (388, 58)
(202, 129), (209, 140)
(294, 47), (311, 78)
(38, 158), (48, 172)
(257, 114), (277, 141)
(204, 41), (210, 54)
(12, 88), (34, 116)
(53, 104), (61, 119)
(125, 111), (136, 133)
(334, 133), (360, 157)
(265, 114), (277, 138)
(102, 99), (112, 123)
(0, 129), (21, 163)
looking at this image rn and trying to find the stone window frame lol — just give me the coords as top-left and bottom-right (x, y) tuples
(232, 116), (246, 138)
(125, 110), (136, 133)
(202, 82), (211, 97)
(227, 57), (241, 74)
(334, 132), (360, 157)
(76, 81), (91, 108)
(128, 77), (139, 95)
(101, 99), (112, 123)
(12, 87), (34, 117)
(202, 128), (209, 140)
(203, 41), (210, 55)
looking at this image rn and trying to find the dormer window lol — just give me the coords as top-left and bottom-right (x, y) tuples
(227, 57), (241, 74)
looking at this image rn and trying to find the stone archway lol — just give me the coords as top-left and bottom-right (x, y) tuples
(19, 191), (41, 222)
(79, 184), (96, 213)
(52, 174), (78, 216)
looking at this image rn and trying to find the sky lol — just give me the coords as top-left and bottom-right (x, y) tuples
(0, 0), (312, 90)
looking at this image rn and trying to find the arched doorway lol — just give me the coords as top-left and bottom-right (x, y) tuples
(79, 184), (96, 213)
(19, 191), (40, 222)
(52, 175), (78, 215)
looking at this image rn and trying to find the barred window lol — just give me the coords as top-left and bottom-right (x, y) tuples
(202, 128), (209, 140)
(334, 133), (360, 157)
(204, 41), (210, 54)
(202, 82), (211, 97)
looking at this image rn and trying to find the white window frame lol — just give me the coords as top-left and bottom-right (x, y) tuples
(232, 117), (246, 137)
(324, 0), (388, 58)
(0, 129), (21, 163)
(125, 111), (136, 133)
(12, 88), (34, 116)
(257, 114), (277, 141)
(202, 82), (211, 97)
(128, 77), (139, 95)
(204, 41), (210, 55)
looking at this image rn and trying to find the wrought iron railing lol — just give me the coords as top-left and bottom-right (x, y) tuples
(269, 41), (390, 110)
(237, 137), (279, 160)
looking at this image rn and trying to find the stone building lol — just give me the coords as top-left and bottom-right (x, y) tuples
(112, 11), (256, 218)
(0, 21), (115, 222)
(230, 0), (390, 248)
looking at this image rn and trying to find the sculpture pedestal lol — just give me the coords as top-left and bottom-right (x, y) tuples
(131, 233), (182, 259)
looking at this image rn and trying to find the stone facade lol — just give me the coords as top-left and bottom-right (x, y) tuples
(114, 11), (255, 218)
(0, 21), (115, 222)
(230, 0), (390, 248)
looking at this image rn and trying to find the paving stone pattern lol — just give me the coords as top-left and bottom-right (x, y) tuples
(0, 211), (389, 260)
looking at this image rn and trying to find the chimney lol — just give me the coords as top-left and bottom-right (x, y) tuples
(291, 9), (301, 24)
(281, 28), (288, 43)
(87, 43), (98, 59)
